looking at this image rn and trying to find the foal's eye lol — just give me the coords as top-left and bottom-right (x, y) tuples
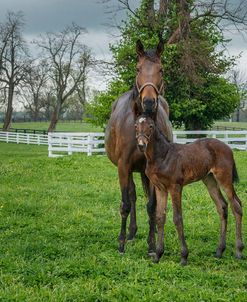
(149, 124), (153, 129)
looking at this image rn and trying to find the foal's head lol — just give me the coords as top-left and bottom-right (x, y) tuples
(135, 40), (164, 115)
(135, 115), (155, 152)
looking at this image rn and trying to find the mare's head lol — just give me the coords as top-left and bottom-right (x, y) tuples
(135, 39), (164, 115)
(135, 115), (155, 152)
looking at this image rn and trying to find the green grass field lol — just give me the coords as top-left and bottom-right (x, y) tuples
(214, 121), (247, 130)
(8, 121), (103, 132)
(0, 142), (247, 301)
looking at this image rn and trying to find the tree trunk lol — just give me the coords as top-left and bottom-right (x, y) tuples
(2, 84), (14, 131)
(48, 102), (61, 132)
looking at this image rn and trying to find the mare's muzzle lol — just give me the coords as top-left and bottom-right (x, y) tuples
(143, 97), (157, 114)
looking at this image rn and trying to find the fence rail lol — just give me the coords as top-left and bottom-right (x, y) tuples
(1, 130), (247, 157)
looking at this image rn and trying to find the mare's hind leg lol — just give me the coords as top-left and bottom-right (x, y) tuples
(214, 171), (244, 259)
(203, 174), (228, 258)
(127, 174), (137, 241)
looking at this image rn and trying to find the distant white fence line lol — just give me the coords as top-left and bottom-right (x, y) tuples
(1, 130), (247, 157)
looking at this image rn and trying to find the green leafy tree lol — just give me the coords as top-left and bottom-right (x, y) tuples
(87, 0), (243, 130)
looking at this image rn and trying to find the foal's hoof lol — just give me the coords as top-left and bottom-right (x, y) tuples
(236, 252), (243, 260)
(152, 254), (160, 263)
(147, 251), (156, 258)
(127, 228), (137, 241)
(215, 250), (223, 259)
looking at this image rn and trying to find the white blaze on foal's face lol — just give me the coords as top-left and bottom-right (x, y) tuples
(135, 116), (154, 151)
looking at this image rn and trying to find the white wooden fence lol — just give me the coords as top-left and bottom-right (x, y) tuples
(48, 132), (105, 157)
(0, 131), (48, 145)
(1, 130), (247, 157)
(173, 130), (247, 151)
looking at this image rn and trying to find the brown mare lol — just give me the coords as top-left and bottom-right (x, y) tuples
(135, 115), (244, 265)
(105, 40), (173, 254)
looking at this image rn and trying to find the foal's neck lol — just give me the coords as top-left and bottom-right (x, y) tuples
(145, 127), (170, 162)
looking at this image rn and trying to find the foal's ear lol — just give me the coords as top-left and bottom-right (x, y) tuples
(156, 40), (164, 57)
(136, 40), (145, 57)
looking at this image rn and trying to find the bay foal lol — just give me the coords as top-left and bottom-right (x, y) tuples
(135, 115), (244, 265)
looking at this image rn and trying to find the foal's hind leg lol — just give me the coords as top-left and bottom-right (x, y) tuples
(170, 185), (189, 266)
(214, 171), (244, 259)
(203, 174), (228, 258)
(127, 174), (137, 241)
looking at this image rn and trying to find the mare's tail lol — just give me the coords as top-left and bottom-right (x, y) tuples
(233, 161), (239, 184)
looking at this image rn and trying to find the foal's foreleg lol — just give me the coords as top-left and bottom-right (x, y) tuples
(203, 174), (228, 258)
(152, 188), (168, 263)
(170, 186), (188, 265)
(118, 164), (131, 253)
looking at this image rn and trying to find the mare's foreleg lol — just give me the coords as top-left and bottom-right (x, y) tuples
(203, 174), (228, 258)
(152, 188), (168, 263)
(118, 163), (131, 254)
(127, 174), (137, 241)
(170, 185), (188, 266)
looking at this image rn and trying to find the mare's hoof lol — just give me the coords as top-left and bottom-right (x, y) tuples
(180, 258), (188, 266)
(215, 250), (223, 259)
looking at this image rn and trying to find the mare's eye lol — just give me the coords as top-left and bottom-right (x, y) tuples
(136, 67), (140, 72)
(159, 68), (163, 74)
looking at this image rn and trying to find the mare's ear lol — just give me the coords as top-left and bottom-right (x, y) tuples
(156, 39), (164, 57)
(136, 40), (144, 57)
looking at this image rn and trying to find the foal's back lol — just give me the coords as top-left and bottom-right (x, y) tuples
(161, 138), (234, 186)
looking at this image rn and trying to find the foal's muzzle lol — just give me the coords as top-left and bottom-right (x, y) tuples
(137, 135), (148, 152)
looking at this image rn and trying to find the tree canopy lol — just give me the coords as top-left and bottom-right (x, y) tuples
(87, 0), (244, 130)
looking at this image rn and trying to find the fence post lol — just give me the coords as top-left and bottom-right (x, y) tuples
(68, 136), (72, 155)
(87, 134), (92, 156)
(245, 133), (247, 151)
(48, 133), (52, 157)
(37, 134), (40, 145)
(173, 133), (177, 143)
(17, 133), (19, 144)
(6, 132), (9, 143)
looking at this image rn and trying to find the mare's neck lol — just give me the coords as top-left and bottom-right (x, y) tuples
(145, 127), (170, 163)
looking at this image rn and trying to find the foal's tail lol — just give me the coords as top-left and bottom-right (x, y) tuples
(232, 161), (239, 184)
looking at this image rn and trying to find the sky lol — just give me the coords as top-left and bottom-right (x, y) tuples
(1, 0), (247, 90)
